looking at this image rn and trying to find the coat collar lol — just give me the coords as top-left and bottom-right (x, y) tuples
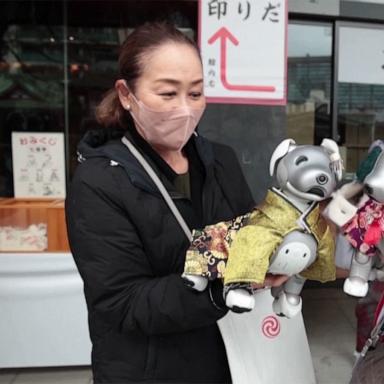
(77, 124), (213, 198)
(259, 188), (327, 243)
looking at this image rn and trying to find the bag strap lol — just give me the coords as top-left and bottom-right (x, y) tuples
(358, 292), (384, 361)
(121, 136), (193, 242)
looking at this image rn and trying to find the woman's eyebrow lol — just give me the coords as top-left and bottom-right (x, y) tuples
(154, 78), (180, 85)
(191, 79), (204, 85)
(154, 78), (204, 85)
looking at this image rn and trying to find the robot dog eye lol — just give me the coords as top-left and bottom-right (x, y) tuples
(316, 174), (328, 185)
(295, 156), (308, 166)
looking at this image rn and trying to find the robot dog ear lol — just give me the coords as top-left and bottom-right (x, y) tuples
(269, 139), (296, 177)
(320, 139), (343, 181)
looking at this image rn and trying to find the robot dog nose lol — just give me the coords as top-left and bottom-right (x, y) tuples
(316, 174), (328, 185)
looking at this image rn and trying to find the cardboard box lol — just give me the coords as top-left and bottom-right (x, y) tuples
(0, 198), (69, 252)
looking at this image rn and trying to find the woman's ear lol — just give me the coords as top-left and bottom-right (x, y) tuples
(115, 79), (131, 111)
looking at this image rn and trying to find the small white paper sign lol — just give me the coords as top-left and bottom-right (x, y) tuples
(338, 25), (384, 85)
(12, 132), (66, 198)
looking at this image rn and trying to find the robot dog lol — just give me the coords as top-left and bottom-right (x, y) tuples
(324, 140), (384, 297)
(183, 138), (341, 318)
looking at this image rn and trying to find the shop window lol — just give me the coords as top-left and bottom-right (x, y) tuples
(0, 1), (65, 197)
(287, 22), (333, 145)
(0, 0), (198, 198)
(336, 22), (384, 175)
(0, 1), (66, 252)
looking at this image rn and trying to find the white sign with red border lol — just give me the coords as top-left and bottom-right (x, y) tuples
(199, 0), (287, 105)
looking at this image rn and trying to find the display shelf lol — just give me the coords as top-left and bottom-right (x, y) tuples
(0, 198), (69, 252)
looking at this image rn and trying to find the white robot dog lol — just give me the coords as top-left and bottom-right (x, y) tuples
(183, 138), (342, 318)
(324, 140), (384, 297)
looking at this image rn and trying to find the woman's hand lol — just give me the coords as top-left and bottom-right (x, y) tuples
(251, 274), (290, 290)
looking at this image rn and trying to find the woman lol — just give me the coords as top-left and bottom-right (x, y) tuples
(66, 22), (255, 384)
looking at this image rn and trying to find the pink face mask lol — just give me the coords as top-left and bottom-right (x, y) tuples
(128, 93), (205, 151)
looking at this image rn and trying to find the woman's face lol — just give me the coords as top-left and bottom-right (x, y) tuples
(130, 42), (206, 112)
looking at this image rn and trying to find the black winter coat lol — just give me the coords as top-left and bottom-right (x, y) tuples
(66, 127), (254, 384)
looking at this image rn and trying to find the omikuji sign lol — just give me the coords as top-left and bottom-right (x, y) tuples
(199, 0), (287, 105)
(12, 132), (66, 198)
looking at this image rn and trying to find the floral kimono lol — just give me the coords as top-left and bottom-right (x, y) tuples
(343, 196), (384, 256)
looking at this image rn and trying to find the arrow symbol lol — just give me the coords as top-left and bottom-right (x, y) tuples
(208, 27), (276, 92)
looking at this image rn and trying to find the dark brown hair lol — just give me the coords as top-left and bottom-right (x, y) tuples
(96, 22), (200, 127)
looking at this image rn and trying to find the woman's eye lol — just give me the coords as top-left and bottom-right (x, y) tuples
(190, 92), (202, 99)
(159, 92), (176, 98)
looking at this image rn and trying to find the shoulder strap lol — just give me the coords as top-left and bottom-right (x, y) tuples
(357, 291), (384, 361)
(121, 136), (192, 241)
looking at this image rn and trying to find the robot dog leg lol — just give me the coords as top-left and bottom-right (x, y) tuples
(344, 251), (373, 297)
(182, 273), (208, 291)
(271, 275), (307, 319)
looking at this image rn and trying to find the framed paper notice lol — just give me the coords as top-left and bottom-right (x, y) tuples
(12, 132), (66, 198)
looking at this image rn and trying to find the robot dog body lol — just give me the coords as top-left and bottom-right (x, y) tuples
(324, 141), (384, 297)
(183, 139), (340, 317)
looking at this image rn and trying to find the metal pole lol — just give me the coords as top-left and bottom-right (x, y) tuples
(63, 0), (70, 193)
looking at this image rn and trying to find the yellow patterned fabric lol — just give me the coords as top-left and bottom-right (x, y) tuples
(184, 189), (336, 285)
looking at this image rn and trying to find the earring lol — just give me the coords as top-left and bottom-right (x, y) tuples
(125, 104), (131, 110)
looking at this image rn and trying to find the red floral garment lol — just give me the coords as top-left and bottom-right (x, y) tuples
(343, 198), (384, 256)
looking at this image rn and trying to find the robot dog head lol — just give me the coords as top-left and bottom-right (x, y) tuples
(270, 139), (342, 202)
(357, 140), (384, 203)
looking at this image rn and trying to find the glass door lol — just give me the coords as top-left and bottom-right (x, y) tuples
(287, 21), (333, 145)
